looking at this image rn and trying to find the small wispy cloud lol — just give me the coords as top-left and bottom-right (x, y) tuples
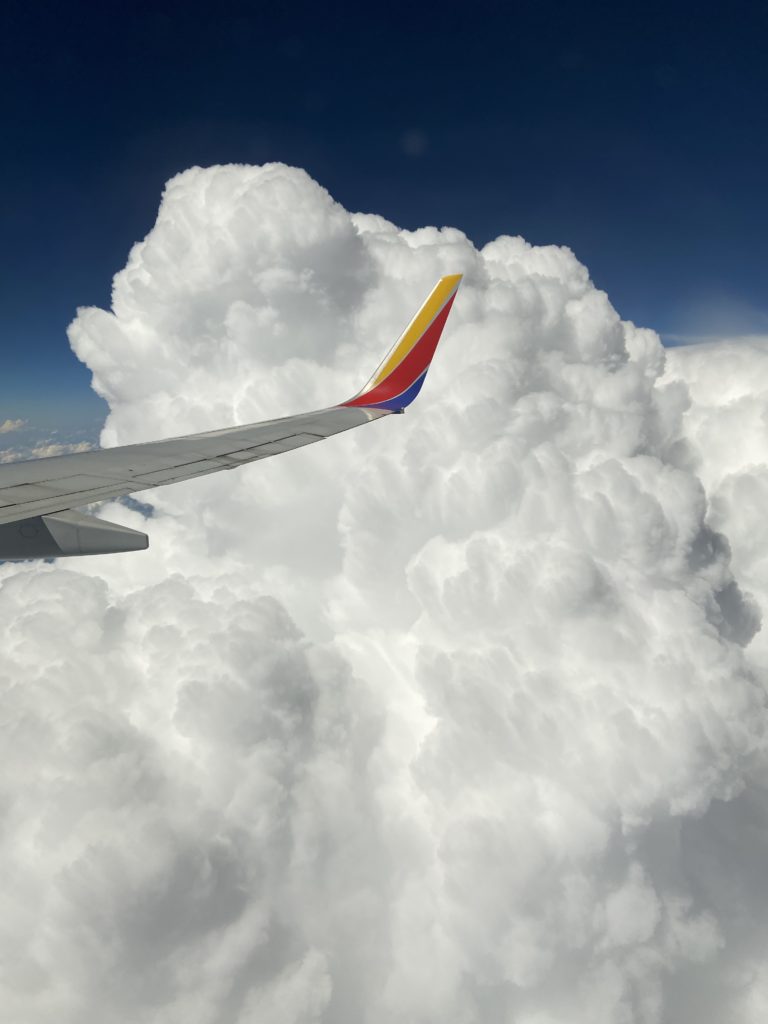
(663, 332), (768, 348)
(30, 440), (94, 458)
(663, 293), (768, 348)
(0, 418), (26, 434)
(0, 440), (94, 463)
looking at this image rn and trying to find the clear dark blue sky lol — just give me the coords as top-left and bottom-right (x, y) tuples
(2, 0), (768, 432)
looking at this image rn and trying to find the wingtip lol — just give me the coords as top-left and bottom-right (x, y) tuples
(442, 273), (463, 289)
(342, 274), (462, 412)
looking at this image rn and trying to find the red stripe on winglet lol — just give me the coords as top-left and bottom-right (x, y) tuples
(344, 293), (457, 408)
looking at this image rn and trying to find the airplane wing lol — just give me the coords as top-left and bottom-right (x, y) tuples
(0, 274), (462, 559)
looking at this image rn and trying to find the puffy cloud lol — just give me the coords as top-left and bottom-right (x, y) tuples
(664, 339), (768, 663)
(0, 418), (26, 433)
(1, 163), (767, 1022)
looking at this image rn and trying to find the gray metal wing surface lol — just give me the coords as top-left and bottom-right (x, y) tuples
(0, 406), (385, 527)
(0, 273), (461, 558)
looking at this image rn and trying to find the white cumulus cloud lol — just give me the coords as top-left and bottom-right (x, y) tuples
(0, 162), (767, 1023)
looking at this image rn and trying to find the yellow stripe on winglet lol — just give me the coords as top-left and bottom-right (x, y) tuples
(365, 274), (463, 392)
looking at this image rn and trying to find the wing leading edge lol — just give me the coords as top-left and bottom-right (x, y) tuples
(0, 275), (462, 558)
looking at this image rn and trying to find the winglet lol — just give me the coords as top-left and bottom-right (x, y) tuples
(342, 274), (462, 411)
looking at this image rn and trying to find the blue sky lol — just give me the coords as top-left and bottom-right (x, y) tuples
(2, 0), (767, 435)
